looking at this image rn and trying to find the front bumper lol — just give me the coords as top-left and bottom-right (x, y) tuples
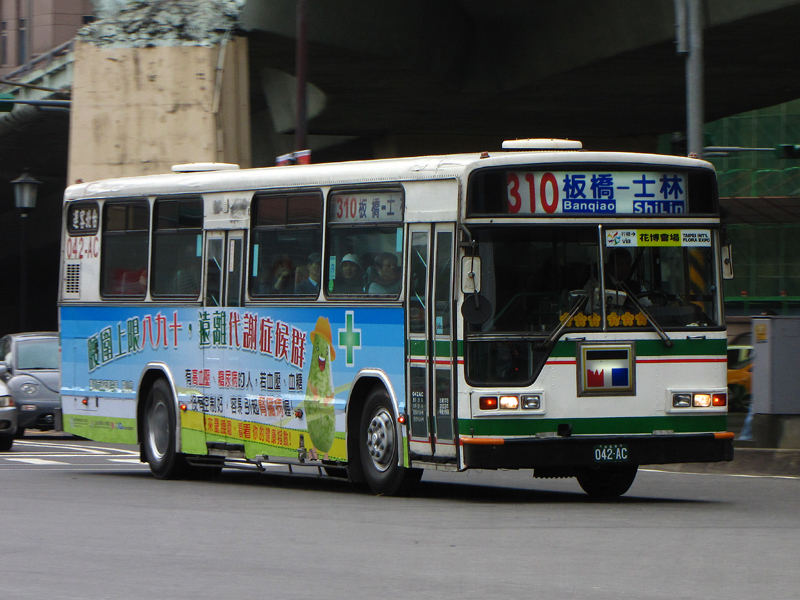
(17, 403), (59, 429)
(461, 432), (734, 470)
(0, 406), (17, 435)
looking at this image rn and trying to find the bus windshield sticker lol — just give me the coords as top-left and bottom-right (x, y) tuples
(605, 229), (711, 247)
(506, 171), (686, 216)
(329, 191), (403, 224)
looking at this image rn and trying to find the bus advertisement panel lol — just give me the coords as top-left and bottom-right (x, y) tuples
(61, 305), (405, 464)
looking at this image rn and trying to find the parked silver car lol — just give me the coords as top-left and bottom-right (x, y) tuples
(0, 332), (60, 435)
(0, 378), (17, 451)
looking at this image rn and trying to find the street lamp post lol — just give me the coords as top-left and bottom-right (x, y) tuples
(11, 170), (41, 331)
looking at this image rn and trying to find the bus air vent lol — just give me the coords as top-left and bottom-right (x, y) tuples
(171, 163), (240, 173)
(502, 138), (582, 151)
(65, 263), (81, 296)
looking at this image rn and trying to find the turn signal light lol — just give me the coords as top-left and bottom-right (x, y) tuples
(180, 403), (188, 411)
(712, 393), (727, 407)
(479, 396), (498, 410)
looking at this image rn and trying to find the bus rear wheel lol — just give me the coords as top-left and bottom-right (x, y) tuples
(359, 388), (412, 496)
(143, 378), (189, 479)
(576, 465), (638, 499)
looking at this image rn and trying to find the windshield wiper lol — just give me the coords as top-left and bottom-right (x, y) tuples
(619, 283), (673, 348)
(536, 293), (589, 350)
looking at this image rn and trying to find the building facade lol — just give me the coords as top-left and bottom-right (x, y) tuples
(0, 0), (93, 76)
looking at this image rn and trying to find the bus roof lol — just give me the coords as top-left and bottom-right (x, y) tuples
(64, 150), (715, 201)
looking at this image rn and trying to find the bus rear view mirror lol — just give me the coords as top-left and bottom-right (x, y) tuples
(721, 243), (734, 280)
(461, 256), (481, 294)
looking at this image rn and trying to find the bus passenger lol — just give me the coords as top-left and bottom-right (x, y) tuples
(295, 253), (322, 295)
(332, 254), (365, 294)
(368, 252), (401, 295)
(260, 255), (295, 295)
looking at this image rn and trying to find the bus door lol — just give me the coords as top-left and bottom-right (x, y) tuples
(203, 230), (246, 445)
(406, 224), (457, 462)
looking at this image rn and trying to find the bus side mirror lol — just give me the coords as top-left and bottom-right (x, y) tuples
(721, 243), (734, 280)
(461, 256), (481, 294)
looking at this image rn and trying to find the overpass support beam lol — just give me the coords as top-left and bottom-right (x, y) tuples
(677, 0), (705, 158)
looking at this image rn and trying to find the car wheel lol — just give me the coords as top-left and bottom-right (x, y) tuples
(0, 433), (13, 452)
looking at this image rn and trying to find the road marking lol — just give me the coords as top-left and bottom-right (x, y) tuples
(4, 457), (69, 465)
(107, 458), (143, 464)
(641, 468), (800, 480)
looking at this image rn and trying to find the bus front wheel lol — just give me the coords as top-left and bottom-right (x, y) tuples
(143, 378), (188, 479)
(576, 465), (638, 499)
(359, 388), (411, 496)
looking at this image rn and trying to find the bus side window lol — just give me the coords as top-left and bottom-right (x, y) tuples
(250, 192), (323, 297)
(326, 230), (404, 297)
(100, 200), (150, 298)
(151, 197), (203, 298)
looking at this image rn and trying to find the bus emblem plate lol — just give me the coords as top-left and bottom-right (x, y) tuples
(577, 342), (636, 396)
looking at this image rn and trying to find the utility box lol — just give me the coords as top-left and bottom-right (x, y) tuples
(751, 316), (800, 415)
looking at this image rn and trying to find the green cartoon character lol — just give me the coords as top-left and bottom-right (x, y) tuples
(304, 316), (336, 459)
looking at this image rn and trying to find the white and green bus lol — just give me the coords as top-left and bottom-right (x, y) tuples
(58, 140), (734, 497)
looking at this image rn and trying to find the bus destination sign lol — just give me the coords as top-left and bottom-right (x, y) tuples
(506, 171), (687, 216)
(67, 201), (100, 236)
(329, 190), (403, 224)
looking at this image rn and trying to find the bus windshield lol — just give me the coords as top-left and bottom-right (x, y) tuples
(470, 225), (721, 334)
(466, 225), (722, 383)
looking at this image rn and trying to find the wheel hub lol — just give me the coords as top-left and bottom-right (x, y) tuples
(366, 408), (394, 472)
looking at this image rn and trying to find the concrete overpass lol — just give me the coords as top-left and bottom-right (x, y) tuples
(5, 0), (800, 181)
(241, 0), (800, 159)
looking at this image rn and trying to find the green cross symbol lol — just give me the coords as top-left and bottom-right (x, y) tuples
(338, 311), (362, 366)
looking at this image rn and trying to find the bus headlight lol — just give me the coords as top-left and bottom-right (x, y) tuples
(672, 392), (726, 408)
(672, 393), (692, 408)
(521, 395), (541, 410)
(693, 394), (712, 407)
(499, 396), (519, 410)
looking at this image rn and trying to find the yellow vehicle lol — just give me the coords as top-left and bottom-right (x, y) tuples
(727, 342), (753, 412)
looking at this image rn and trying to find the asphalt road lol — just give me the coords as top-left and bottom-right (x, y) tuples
(1, 435), (798, 600)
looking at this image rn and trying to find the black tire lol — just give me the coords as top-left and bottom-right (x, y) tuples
(359, 387), (413, 496)
(14, 427), (25, 439)
(0, 433), (13, 452)
(142, 378), (189, 479)
(576, 465), (638, 499)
